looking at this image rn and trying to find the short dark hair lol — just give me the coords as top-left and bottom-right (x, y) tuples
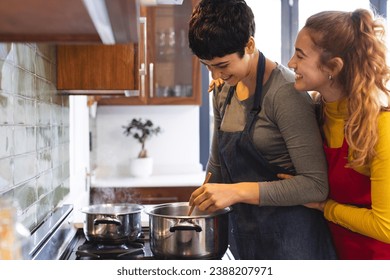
(188, 0), (255, 60)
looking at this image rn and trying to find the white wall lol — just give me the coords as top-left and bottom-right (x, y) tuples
(93, 105), (202, 177)
(66, 96), (90, 219)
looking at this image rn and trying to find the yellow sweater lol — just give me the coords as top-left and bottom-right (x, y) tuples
(323, 99), (390, 243)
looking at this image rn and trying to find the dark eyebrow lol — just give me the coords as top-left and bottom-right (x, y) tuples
(200, 60), (229, 67)
(295, 48), (307, 57)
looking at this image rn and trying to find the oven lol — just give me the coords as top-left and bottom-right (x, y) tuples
(28, 204), (235, 260)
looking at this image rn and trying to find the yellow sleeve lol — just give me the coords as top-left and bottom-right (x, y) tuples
(324, 111), (390, 243)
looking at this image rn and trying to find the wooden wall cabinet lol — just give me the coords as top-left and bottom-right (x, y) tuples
(57, 44), (140, 93)
(0, 0), (139, 44)
(57, 0), (201, 106)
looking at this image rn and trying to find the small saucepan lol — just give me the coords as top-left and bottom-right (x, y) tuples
(81, 203), (144, 244)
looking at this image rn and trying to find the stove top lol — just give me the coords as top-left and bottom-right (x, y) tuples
(29, 204), (234, 260)
(62, 228), (154, 260)
(61, 227), (234, 260)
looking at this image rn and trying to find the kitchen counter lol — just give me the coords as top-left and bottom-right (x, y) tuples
(91, 172), (206, 188)
(89, 172), (206, 206)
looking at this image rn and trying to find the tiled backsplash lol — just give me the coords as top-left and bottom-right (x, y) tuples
(0, 43), (69, 231)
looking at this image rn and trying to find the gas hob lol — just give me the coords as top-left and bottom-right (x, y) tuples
(28, 205), (234, 260)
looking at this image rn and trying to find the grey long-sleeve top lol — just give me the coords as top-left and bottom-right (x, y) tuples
(206, 63), (328, 206)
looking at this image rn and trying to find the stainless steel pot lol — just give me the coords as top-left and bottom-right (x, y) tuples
(81, 203), (143, 244)
(145, 202), (231, 259)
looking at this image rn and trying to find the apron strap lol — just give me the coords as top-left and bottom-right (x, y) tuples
(245, 51), (266, 131)
(221, 51), (265, 120)
(252, 52), (266, 113)
(221, 86), (236, 118)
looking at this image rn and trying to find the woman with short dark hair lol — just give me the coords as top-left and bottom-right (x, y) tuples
(188, 0), (336, 260)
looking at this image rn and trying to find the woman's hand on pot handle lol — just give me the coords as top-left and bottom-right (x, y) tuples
(189, 182), (260, 212)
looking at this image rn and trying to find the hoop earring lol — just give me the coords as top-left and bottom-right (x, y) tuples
(328, 75), (333, 80)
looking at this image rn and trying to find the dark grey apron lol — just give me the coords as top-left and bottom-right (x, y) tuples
(218, 52), (336, 260)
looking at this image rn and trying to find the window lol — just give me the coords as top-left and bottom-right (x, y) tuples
(299, 0), (371, 28)
(247, 0), (281, 62)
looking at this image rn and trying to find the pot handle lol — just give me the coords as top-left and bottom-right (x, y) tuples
(169, 221), (202, 232)
(93, 217), (122, 226)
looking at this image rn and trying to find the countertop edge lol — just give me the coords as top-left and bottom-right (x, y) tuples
(91, 172), (206, 188)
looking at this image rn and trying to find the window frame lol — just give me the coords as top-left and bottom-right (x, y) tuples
(280, 0), (387, 66)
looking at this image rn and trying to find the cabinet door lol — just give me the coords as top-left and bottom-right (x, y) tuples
(57, 1), (201, 106)
(83, 16), (149, 106)
(146, 0), (201, 105)
(57, 43), (145, 103)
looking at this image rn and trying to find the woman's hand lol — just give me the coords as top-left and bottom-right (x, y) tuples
(277, 172), (327, 212)
(208, 78), (224, 92)
(303, 201), (327, 212)
(277, 173), (293, 180)
(189, 182), (259, 212)
(189, 183), (237, 212)
(276, 173), (327, 212)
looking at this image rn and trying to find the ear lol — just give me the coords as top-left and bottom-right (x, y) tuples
(329, 57), (344, 77)
(245, 36), (256, 54)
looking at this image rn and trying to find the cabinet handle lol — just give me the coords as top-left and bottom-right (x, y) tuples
(139, 17), (147, 98)
(139, 17), (147, 76)
(140, 75), (145, 98)
(149, 63), (154, 98)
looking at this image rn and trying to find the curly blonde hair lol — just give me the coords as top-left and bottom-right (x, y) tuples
(305, 9), (390, 168)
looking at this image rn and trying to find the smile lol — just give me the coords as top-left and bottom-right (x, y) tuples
(295, 73), (303, 80)
(222, 75), (232, 81)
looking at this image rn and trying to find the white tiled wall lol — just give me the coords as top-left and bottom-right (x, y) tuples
(0, 43), (70, 231)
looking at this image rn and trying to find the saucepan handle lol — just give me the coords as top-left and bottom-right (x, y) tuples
(169, 220), (202, 232)
(93, 217), (122, 226)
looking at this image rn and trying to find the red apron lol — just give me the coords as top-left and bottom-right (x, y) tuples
(324, 138), (390, 259)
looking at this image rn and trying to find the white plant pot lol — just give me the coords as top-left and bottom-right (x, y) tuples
(129, 157), (153, 178)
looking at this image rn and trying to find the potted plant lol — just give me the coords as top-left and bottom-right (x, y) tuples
(122, 118), (162, 177)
